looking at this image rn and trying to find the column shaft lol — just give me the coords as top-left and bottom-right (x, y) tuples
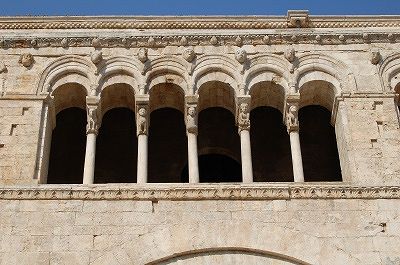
(187, 132), (199, 183)
(83, 133), (97, 184)
(137, 134), (148, 183)
(240, 129), (253, 183)
(289, 130), (305, 182)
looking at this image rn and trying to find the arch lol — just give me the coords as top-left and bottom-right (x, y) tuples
(198, 81), (236, 114)
(145, 55), (190, 94)
(51, 83), (88, 115)
(379, 52), (400, 92)
(95, 56), (143, 95)
(245, 54), (291, 95)
(37, 55), (95, 95)
(299, 80), (336, 112)
(295, 53), (356, 95)
(193, 54), (241, 93)
(99, 83), (136, 118)
(147, 247), (311, 265)
(250, 81), (286, 114)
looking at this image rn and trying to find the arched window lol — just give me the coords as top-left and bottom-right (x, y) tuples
(148, 83), (187, 183)
(197, 81), (242, 182)
(47, 83), (87, 184)
(249, 81), (292, 182)
(94, 83), (137, 183)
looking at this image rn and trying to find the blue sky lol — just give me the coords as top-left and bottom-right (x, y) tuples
(1, 0), (400, 16)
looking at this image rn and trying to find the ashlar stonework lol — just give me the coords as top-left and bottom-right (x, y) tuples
(0, 11), (400, 265)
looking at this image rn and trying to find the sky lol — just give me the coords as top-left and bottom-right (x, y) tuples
(0, 0), (400, 16)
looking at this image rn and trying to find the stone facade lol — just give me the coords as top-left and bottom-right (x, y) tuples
(0, 11), (400, 264)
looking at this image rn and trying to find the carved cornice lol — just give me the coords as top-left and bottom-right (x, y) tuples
(0, 32), (399, 49)
(0, 184), (398, 200)
(0, 15), (400, 30)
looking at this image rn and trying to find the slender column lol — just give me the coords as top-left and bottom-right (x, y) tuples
(237, 100), (253, 183)
(185, 101), (199, 183)
(136, 102), (149, 184)
(83, 101), (100, 184)
(285, 101), (305, 182)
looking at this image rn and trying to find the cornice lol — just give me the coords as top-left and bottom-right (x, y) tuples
(0, 15), (400, 30)
(0, 184), (398, 200)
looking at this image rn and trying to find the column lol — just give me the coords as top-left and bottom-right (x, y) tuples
(136, 98), (149, 184)
(237, 100), (253, 183)
(83, 99), (100, 184)
(185, 98), (199, 183)
(285, 101), (305, 182)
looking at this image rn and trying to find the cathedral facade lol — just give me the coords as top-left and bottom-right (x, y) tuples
(0, 11), (399, 264)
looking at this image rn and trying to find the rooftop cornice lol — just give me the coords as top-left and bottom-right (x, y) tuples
(0, 14), (400, 30)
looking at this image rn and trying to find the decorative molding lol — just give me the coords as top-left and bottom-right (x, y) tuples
(0, 32), (399, 49)
(0, 184), (398, 200)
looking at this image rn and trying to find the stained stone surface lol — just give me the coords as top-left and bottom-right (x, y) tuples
(0, 13), (400, 264)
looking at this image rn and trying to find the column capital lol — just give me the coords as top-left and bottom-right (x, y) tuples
(236, 95), (251, 133)
(284, 94), (300, 133)
(135, 95), (150, 136)
(86, 96), (101, 135)
(185, 95), (199, 135)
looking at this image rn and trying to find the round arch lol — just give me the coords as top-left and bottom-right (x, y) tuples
(37, 55), (95, 96)
(379, 52), (400, 92)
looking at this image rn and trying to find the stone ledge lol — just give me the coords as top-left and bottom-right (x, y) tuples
(0, 184), (399, 200)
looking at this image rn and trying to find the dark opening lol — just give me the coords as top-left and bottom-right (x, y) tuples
(94, 108), (137, 183)
(299, 105), (342, 181)
(250, 107), (293, 182)
(47, 107), (86, 184)
(148, 108), (187, 183)
(197, 107), (242, 182)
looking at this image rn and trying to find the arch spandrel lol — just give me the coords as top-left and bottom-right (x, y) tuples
(37, 55), (96, 96)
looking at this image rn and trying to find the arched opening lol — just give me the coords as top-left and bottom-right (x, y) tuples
(95, 84), (137, 183)
(197, 81), (241, 182)
(299, 105), (342, 181)
(250, 107), (293, 182)
(47, 83), (87, 184)
(249, 81), (292, 182)
(148, 83), (187, 183)
(395, 83), (400, 113)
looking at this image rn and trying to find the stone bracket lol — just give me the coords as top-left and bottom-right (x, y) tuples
(287, 10), (310, 28)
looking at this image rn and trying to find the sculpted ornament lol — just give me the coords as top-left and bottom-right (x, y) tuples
(61, 38), (68, 48)
(180, 36), (188, 46)
(186, 106), (198, 134)
(147, 37), (155, 47)
(19, 53), (34, 67)
(86, 107), (99, 134)
(238, 103), (250, 131)
(284, 48), (295, 62)
(286, 105), (299, 132)
(182, 47), (195, 62)
(138, 47), (148, 63)
(137, 107), (148, 135)
(235, 48), (247, 64)
(370, 51), (381, 65)
(90, 51), (103, 64)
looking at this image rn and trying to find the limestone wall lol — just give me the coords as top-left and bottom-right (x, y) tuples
(0, 194), (399, 265)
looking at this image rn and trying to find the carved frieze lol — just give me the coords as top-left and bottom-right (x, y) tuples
(0, 185), (398, 200)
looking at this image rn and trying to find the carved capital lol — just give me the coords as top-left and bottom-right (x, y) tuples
(236, 96), (251, 132)
(185, 95), (199, 135)
(284, 95), (300, 133)
(86, 97), (101, 135)
(135, 95), (150, 136)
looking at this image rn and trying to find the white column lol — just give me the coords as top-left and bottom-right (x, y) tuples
(136, 106), (149, 184)
(185, 100), (200, 183)
(240, 129), (253, 183)
(285, 102), (305, 182)
(289, 130), (304, 182)
(83, 133), (97, 184)
(82, 104), (99, 184)
(237, 101), (253, 183)
(137, 134), (148, 184)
